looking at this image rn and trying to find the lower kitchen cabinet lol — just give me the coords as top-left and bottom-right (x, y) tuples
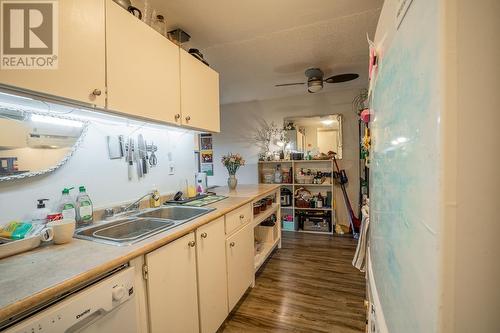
(226, 224), (255, 311)
(196, 217), (228, 333)
(145, 232), (199, 333)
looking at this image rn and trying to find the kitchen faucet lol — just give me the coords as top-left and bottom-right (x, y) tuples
(122, 190), (161, 213)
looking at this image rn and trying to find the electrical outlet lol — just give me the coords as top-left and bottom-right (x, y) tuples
(168, 161), (175, 175)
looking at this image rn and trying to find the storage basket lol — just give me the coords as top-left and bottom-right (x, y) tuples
(282, 220), (295, 231)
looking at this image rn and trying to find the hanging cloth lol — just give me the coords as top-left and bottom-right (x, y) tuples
(353, 203), (370, 271)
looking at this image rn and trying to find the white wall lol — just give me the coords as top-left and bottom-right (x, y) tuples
(209, 87), (363, 227)
(447, 0), (500, 331)
(0, 106), (196, 222)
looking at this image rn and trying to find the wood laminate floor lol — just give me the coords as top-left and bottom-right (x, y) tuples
(219, 231), (366, 333)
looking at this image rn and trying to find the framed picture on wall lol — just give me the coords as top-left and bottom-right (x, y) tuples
(201, 150), (213, 163)
(200, 134), (213, 150)
(201, 163), (214, 176)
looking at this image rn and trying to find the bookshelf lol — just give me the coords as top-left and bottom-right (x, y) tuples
(258, 160), (336, 234)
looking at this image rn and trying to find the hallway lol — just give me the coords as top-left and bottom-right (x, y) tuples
(219, 232), (366, 333)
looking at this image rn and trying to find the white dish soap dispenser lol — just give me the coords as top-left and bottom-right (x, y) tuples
(32, 199), (50, 225)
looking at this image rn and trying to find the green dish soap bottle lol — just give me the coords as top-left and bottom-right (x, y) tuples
(59, 187), (76, 221)
(76, 186), (93, 226)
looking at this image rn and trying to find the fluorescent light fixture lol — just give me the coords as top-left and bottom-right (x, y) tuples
(31, 114), (83, 128)
(0, 91), (34, 101)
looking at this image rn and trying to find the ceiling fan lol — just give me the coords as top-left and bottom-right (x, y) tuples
(275, 68), (359, 93)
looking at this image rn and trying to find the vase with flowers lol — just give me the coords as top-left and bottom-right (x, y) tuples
(221, 153), (245, 190)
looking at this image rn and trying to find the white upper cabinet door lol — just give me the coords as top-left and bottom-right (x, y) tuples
(196, 217), (228, 333)
(226, 224), (254, 311)
(0, 0), (106, 107)
(180, 49), (220, 132)
(105, 0), (181, 124)
(145, 233), (199, 333)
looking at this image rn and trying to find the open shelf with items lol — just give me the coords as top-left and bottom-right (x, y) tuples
(251, 189), (281, 272)
(258, 160), (336, 235)
(254, 237), (280, 272)
(252, 203), (279, 227)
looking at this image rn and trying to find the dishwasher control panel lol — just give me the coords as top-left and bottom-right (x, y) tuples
(4, 267), (136, 333)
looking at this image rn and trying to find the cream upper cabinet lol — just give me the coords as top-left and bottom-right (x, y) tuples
(196, 217), (228, 333)
(226, 224), (254, 311)
(0, 0), (106, 107)
(105, 0), (181, 124)
(145, 232), (199, 333)
(180, 49), (220, 132)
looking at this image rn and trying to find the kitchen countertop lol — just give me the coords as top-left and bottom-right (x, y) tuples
(0, 184), (280, 325)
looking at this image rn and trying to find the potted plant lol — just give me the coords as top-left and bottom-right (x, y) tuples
(221, 153), (245, 190)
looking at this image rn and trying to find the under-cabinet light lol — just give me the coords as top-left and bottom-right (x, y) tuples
(31, 114), (83, 128)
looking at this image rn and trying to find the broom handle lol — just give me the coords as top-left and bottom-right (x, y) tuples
(333, 154), (356, 220)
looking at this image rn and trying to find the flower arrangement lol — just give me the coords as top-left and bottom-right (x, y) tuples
(221, 153), (245, 175)
(253, 121), (290, 160)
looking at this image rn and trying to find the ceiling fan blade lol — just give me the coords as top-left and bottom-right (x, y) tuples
(324, 73), (359, 84)
(275, 82), (305, 87)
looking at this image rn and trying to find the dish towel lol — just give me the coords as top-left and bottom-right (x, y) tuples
(353, 204), (370, 271)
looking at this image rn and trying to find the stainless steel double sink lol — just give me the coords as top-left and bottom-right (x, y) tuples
(75, 206), (214, 246)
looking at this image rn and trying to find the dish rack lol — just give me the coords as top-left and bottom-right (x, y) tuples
(0, 235), (43, 259)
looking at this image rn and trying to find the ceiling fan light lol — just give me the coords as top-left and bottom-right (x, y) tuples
(307, 80), (323, 93)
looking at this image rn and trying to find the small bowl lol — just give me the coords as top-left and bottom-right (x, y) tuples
(253, 203), (262, 215)
(47, 219), (75, 245)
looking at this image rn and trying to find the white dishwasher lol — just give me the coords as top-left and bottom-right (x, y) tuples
(4, 266), (138, 333)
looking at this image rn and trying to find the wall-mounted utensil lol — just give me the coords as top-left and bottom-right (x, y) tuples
(133, 138), (142, 179)
(138, 134), (148, 175)
(147, 141), (158, 167)
(126, 137), (134, 180)
(106, 136), (124, 159)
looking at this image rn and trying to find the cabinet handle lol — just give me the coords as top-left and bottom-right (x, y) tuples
(92, 89), (102, 96)
(229, 242), (235, 247)
(174, 114), (181, 121)
(201, 232), (207, 239)
(239, 214), (245, 220)
(185, 116), (191, 122)
(188, 240), (196, 247)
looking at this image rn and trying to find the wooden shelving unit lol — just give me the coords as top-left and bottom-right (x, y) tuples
(254, 237), (280, 272)
(251, 189), (281, 272)
(258, 160), (336, 235)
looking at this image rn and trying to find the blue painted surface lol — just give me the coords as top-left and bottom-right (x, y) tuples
(370, 1), (441, 332)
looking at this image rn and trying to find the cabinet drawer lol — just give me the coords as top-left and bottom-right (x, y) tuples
(225, 204), (252, 235)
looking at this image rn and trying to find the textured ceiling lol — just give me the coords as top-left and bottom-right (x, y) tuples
(149, 0), (383, 104)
